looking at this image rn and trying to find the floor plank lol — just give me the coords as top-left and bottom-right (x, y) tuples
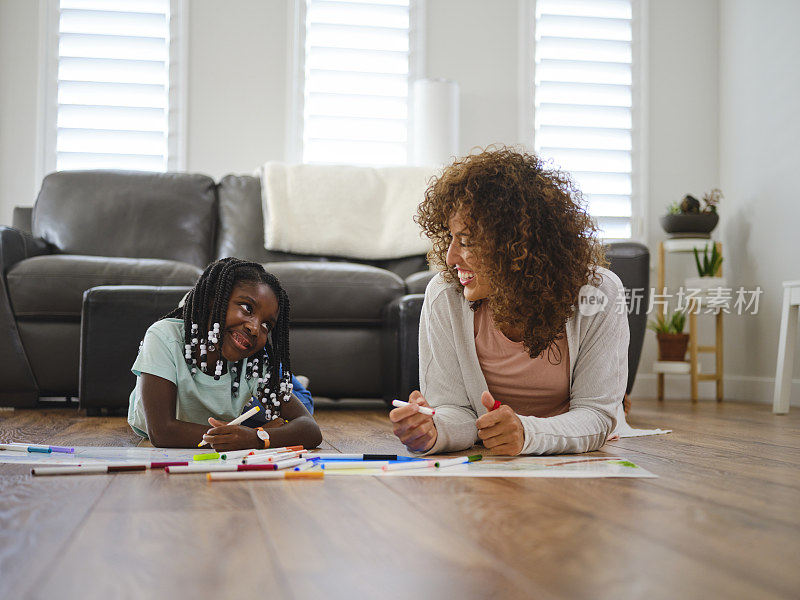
(1, 398), (799, 599)
(27, 509), (291, 600)
(0, 465), (111, 599)
(376, 476), (787, 600)
(246, 476), (534, 599)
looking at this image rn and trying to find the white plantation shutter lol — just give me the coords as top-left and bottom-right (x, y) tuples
(53, 0), (177, 172)
(301, 0), (414, 166)
(533, 0), (637, 239)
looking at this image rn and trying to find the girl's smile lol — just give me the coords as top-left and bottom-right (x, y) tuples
(228, 329), (254, 352)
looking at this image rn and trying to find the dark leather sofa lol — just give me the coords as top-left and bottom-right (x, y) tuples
(0, 170), (648, 411)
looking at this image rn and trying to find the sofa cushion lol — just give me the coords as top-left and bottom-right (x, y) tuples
(217, 175), (269, 262)
(264, 262), (405, 323)
(216, 175), (344, 265)
(7, 255), (202, 319)
(215, 174), (428, 278)
(33, 170), (217, 268)
(406, 270), (436, 294)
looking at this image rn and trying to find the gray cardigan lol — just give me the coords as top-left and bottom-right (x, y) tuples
(419, 267), (629, 455)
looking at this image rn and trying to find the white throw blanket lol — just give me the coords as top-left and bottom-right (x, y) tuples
(259, 162), (435, 260)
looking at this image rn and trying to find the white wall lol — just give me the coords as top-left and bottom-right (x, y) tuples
(633, 0), (722, 400)
(424, 0), (522, 153)
(0, 0), (42, 226)
(717, 0), (800, 403)
(185, 0), (289, 178)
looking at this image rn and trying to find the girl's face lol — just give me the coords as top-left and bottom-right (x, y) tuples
(445, 211), (493, 302)
(219, 281), (279, 362)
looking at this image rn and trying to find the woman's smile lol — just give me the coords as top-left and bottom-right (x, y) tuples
(457, 267), (476, 286)
(446, 211), (492, 301)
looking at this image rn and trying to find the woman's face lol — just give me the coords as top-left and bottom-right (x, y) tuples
(219, 281), (279, 362)
(446, 211), (493, 302)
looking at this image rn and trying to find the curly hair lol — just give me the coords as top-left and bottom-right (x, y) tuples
(415, 146), (607, 361)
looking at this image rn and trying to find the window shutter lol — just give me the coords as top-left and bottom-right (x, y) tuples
(55, 0), (172, 172)
(302, 0), (413, 166)
(534, 0), (636, 239)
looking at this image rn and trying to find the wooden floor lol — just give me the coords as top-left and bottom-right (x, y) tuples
(1, 398), (799, 600)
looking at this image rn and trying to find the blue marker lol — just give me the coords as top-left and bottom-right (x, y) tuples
(0, 443), (52, 453)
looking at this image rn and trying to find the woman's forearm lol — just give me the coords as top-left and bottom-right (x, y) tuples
(518, 407), (613, 455)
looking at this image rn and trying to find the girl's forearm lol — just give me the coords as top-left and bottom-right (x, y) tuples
(149, 416), (322, 450)
(148, 419), (211, 448)
(263, 416), (323, 450)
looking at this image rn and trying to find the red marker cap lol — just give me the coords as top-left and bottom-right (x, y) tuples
(491, 400), (501, 411)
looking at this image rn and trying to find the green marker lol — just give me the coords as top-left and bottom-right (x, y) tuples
(194, 452), (220, 461)
(435, 454), (482, 468)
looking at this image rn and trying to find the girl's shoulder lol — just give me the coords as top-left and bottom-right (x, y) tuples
(144, 318), (185, 344)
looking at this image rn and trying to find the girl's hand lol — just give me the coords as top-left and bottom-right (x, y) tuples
(389, 391), (438, 452)
(203, 417), (260, 451)
(476, 391), (524, 455)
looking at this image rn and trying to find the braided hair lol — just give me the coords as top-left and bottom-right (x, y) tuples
(164, 257), (293, 422)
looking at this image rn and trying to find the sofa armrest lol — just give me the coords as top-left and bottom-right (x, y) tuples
(0, 226), (51, 274)
(0, 226), (48, 406)
(382, 294), (425, 403)
(80, 285), (192, 413)
(605, 242), (650, 395)
(405, 270), (436, 295)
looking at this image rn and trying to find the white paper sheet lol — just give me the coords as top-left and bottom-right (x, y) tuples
(0, 446), (211, 466)
(321, 456), (656, 478)
(608, 404), (672, 440)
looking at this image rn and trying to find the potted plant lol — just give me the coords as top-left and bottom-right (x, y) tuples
(659, 188), (723, 238)
(685, 243), (726, 294)
(648, 309), (689, 361)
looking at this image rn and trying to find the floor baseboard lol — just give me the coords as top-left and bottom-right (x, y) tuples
(631, 373), (800, 406)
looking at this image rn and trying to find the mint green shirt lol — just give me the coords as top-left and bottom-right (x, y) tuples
(128, 319), (260, 438)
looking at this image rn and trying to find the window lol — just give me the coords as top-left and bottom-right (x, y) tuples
(529, 0), (643, 240)
(43, 0), (184, 173)
(295, 0), (419, 166)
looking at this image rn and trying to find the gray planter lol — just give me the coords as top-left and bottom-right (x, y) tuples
(659, 212), (719, 237)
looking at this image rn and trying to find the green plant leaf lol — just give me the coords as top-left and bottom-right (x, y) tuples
(712, 255), (723, 276)
(672, 310), (686, 333)
(694, 247), (703, 276)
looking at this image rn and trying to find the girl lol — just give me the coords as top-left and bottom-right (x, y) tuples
(390, 147), (628, 455)
(128, 257), (322, 450)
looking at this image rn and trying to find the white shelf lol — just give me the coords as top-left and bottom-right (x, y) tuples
(653, 361), (691, 375)
(662, 238), (717, 253)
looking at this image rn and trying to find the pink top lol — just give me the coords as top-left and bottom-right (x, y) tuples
(474, 303), (571, 418)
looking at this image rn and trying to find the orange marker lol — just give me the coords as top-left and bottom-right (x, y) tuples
(206, 470), (324, 481)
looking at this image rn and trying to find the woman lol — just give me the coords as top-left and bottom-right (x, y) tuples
(390, 147), (628, 455)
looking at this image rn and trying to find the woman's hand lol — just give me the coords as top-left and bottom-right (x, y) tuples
(202, 417), (260, 451)
(389, 391), (438, 452)
(476, 391), (524, 455)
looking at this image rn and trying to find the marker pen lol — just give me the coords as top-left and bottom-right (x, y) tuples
(434, 455), (483, 468)
(391, 399), (435, 416)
